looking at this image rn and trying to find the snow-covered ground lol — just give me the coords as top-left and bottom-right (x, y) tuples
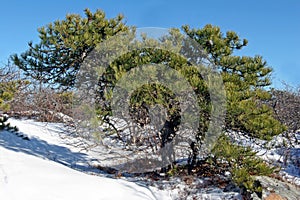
(1, 118), (299, 199)
(0, 118), (170, 200)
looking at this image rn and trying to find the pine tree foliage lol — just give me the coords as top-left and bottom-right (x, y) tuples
(0, 78), (16, 112)
(12, 9), (285, 141)
(0, 85), (14, 111)
(183, 24), (286, 139)
(0, 63), (25, 112)
(0, 63), (24, 131)
(95, 40), (211, 151)
(12, 9), (128, 89)
(212, 135), (274, 193)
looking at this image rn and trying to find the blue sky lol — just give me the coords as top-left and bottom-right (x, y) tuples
(0, 0), (299, 88)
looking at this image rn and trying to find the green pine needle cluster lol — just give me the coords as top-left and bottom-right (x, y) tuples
(0, 80), (18, 111)
(212, 135), (274, 193)
(184, 24), (286, 139)
(12, 8), (128, 89)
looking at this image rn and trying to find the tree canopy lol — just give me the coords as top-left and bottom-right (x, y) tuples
(183, 25), (286, 139)
(12, 8), (128, 88)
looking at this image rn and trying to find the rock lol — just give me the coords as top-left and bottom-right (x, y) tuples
(255, 176), (300, 200)
(264, 193), (286, 200)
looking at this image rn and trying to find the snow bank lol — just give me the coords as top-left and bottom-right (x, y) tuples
(0, 146), (165, 200)
(0, 118), (171, 200)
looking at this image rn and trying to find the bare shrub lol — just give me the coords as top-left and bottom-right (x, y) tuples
(0, 62), (73, 124)
(268, 84), (300, 132)
(9, 83), (73, 123)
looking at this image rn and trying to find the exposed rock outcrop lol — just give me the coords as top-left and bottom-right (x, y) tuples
(255, 176), (300, 200)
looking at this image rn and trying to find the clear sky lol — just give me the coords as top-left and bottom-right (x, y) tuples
(0, 0), (299, 88)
